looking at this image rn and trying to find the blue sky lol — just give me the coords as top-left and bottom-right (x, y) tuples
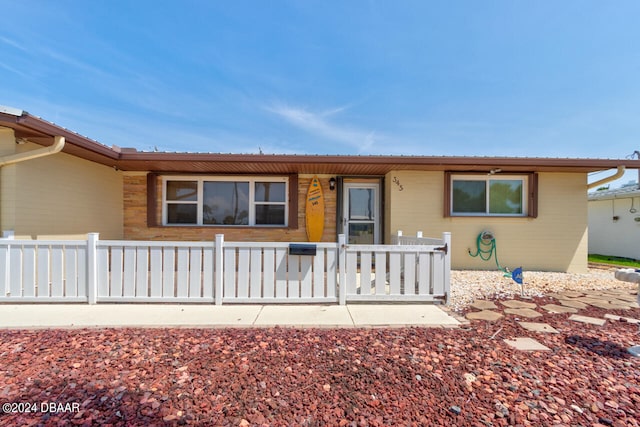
(1, 1), (639, 185)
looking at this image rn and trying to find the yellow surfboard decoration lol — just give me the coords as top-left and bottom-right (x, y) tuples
(305, 176), (325, 242)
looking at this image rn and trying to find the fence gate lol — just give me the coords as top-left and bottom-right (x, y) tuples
(342, 232), (451, 303)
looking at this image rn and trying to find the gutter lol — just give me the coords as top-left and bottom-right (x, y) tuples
(587, 166), (626, 190)
(0, 136), (65, 167)
(15, 114), (118, 159)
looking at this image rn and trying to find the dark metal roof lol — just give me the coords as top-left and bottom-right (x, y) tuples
(2, 109), (640, 175)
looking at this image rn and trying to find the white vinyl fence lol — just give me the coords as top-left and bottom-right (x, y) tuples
(343, 231), (451, 303)
(222, 241), (338, 303)
(0, 236), (88, 302)
(1, 231), (450, 305)
(96, 239), (218, 303)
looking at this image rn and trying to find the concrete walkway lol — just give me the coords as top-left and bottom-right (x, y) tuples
(0, 304), (460, 329)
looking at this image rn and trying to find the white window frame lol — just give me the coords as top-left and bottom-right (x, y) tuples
(162, 176), (289, 226)
(450, 174), (528, 217)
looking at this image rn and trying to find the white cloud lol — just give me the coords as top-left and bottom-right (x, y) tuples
(0, 36), (28, 52)
(266, 103), (378, 152)
(42, 48), (111, 78)
(0, 61), (30, 78)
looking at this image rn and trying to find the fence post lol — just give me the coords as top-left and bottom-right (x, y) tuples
(442, 232), (451, 305)
(338, 234), (346, 305)
(86, 232), (99, 304)
(214, 234), (224, 305)
(1, 233), (11, 296)
(395, 230), (402, 245)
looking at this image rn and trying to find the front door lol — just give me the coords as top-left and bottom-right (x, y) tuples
(343, 183), (380, 244)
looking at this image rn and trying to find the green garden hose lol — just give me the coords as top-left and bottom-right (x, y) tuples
(468, 231), (511, 277)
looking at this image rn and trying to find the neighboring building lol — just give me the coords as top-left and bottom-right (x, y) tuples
(2, 106), (639, 272)
(588, 184), (640, 260)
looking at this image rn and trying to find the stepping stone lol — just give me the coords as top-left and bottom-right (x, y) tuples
(560, 296), (589, 301)
(470, 300), (498, 310)
(466, 310), (503, 321)
(608, 298), (639, 308)
(583, 291), (608, 297)
(546, 293), (564, 299)
(568, 314), (606, 326)
(558, 291), (584, 298)
(500, 300), (537, 309)
(558, 299), (588, 309)
(541, 304), (578, 314)
(575, 297), (604, 304)
(589, 301), (631, 310)
(602, 288), (634, 294)
(599, 291), (624, 297)
(504, 308), (542, 318)
(611, 294), (638, 302)
(503, 337), (551, 351)
(604, 313), (640, 324)
(517, 322), (560, 334)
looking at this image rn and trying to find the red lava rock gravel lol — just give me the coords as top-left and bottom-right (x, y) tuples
(1, 298), (639, 426)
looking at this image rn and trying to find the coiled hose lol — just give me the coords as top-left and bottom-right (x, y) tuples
(468, 231), (511, 277)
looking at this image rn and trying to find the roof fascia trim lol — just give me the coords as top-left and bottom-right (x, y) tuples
(15, 114), (120, 160)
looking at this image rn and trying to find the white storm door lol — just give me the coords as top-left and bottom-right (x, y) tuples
(343, 183), (380, 244)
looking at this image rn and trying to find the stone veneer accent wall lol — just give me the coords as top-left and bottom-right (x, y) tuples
(123, 173), (337, 242)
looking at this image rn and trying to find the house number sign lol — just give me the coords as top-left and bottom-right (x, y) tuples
(392, 176), (404, 191)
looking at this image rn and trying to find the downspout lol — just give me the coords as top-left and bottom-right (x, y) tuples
(0, 135), (66, 166)
(0, 135), (65, 236)
(587, 166), (626, 190)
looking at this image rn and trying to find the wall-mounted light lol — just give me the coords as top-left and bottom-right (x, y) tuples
(489, 168), (502, 175)
(329, 177), (336, 191)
